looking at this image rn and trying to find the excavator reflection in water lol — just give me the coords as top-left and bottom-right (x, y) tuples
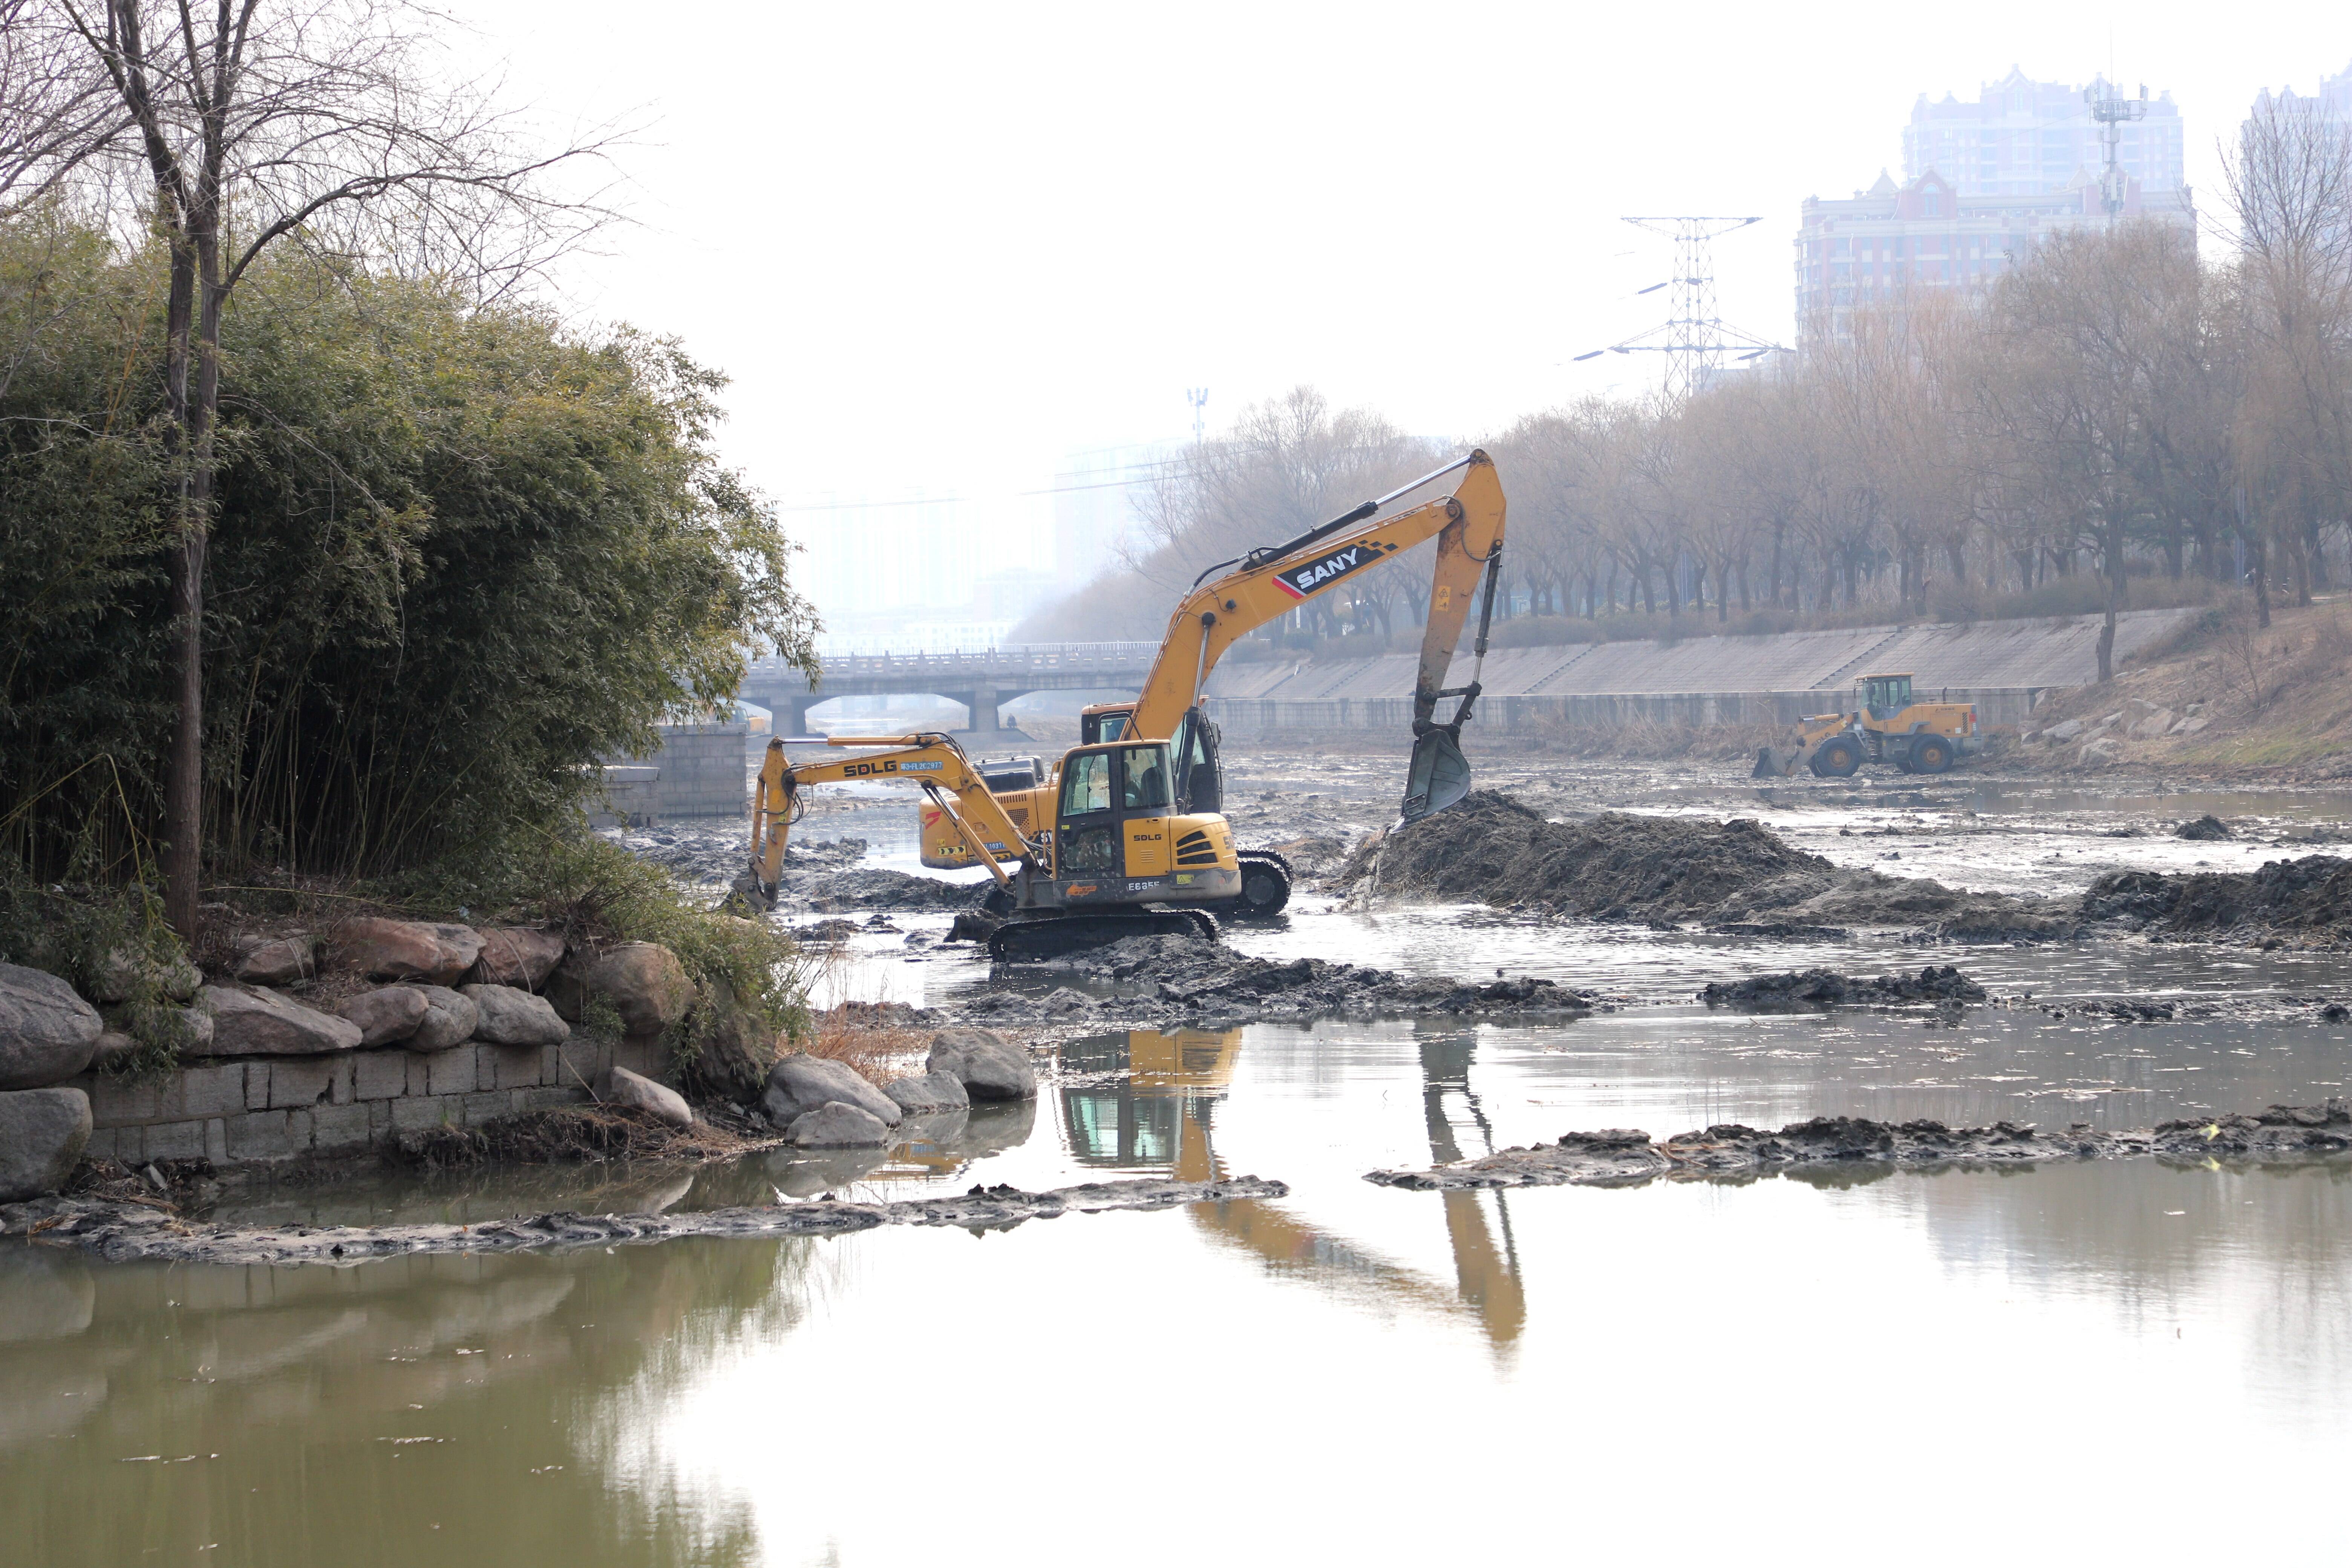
(1056, 1026), (1525, 1351)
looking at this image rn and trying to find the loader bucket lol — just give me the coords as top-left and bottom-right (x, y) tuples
(1400, 728), (1473, 825)
(1752, 747), (1789, 779)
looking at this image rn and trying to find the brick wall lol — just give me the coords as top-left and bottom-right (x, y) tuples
(69, 1033), (669, 1168)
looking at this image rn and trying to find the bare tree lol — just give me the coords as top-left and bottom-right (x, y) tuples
(3, 0), (614, 932)
(2223, 92), (2352, 627)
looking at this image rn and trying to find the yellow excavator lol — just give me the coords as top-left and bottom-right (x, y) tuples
(917, 449), (1511, 917)
(1752, 672), (1982, 778)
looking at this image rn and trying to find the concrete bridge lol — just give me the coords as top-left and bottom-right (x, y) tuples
(740, 642), (1159, 735)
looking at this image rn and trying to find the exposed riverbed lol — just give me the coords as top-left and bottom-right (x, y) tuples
(10, 756), (2352, 1564)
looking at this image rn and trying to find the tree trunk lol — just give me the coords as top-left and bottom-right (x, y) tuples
(159, 226), (201, 935)
(2095, 516), (2125, 683)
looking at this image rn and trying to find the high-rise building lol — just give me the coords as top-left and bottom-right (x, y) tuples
(1905, 68), (2185, 197)
(2249, 57), (2352, 126)
(1796, 70), (2195, 345)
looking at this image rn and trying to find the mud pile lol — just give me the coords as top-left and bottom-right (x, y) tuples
(2, 1174), (1292, 1266)
(2081, 855), (2352, 943)
(1333, 792), (2069, 938)
(1367, 1099), (2352, 1190)
(1699, 965), (1986, 1009)
(955, 932), (1598, 1028)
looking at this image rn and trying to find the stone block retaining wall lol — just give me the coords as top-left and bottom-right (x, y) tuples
(69, 1032), (666, 1168)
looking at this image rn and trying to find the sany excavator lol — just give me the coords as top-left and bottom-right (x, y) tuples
(914, 450), (1512, 911)
(739, 451), (1506, 957)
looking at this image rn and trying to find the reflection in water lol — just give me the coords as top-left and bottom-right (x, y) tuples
(3, 1237), (828, 1567)
(1057, 1027), (1527, 1351)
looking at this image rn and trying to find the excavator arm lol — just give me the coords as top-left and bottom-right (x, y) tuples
(1125, 450), (1505, 822)
(744, 734), (1036, 908)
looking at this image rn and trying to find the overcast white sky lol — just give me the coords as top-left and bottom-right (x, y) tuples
(451, 0), (2350, 549)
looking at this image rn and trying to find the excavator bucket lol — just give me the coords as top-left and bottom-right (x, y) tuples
(1400, 728), (1473, 824)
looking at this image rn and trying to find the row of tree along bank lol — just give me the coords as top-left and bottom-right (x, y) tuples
(1024, 99), (2352, 682)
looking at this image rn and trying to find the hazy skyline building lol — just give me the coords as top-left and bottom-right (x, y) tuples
(1904, 67), (2185, 197)
(1797, 67), (2196, 344)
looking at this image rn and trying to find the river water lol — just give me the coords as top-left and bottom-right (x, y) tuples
(10, 766), (2352, 1565)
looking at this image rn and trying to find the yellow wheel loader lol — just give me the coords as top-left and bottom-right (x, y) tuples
(1752, 672), (1981, 779)
(916, 450), (1511, 916)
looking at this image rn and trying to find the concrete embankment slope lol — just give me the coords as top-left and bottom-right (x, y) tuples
(1203, 607), (2199, 733)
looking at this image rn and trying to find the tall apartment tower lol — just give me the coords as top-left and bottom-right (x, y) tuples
(1796, 68), (2194, 345)
(1904, 68), (2185, 196)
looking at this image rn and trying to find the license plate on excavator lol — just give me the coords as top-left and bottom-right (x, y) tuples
(1399, 728), (1472, 825)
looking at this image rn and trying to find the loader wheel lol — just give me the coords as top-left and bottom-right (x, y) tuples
(1810, 737), (1862, 778)
(1912, 735), (1955, 774)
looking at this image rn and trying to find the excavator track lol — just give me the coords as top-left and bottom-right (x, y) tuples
(986, 905), (1219, 962)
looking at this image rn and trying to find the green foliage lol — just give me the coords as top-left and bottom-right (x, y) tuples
(0, 844), (198, 1083)
(0, 214), (819, 883)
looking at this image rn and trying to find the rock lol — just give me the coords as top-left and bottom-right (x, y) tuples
(926, 1027), (1037, 1101)
(785, 1101), (894, 1148)
(0, 1088), (92, 1201)
(192, 985), (363, 1056)
(606, 1064), (693, 1128)
(885, 1069), (971, 1115)
(2129, 707), (2176, 739)
(459, 984), (570, 1047)
(2171, 715), (2211, 735)
(672, 976), (776, 1102)
(234, 934), (317, 986)
(88, 1030), (139, 1072)
(328, 917), (485, 986)
(467, 927), (568, 990)
(0, 964), (104, 1091)
(761, 1052), (903, 1127)
(86, 1004), (211, 1070)
(86, 946), (202, 1004)
(334, 986), (430, 1047)
(2079, 737), (2123, 766)
(2043, 718), (2085, 741)
(2175, 814), (2232, 841)
(401, 986), (478, 1052)
(548, 943), (696, 1036)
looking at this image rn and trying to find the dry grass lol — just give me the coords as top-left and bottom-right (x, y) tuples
(394, 1104), (766, 1168)
(2019, 597), (2352, 777)
(802, 1001), (932, 1081)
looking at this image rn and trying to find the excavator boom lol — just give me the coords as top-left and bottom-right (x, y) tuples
(1127, 450), (1508, 747)
(744, 734), (1034, 908)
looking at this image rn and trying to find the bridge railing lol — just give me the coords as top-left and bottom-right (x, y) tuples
(746, 642), (1162, 681)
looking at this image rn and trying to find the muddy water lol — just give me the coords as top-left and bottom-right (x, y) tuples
(12, 996), (2352, 1562)
(13, 760), (2352, 1564)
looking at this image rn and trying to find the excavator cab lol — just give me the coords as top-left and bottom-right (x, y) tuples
(1052, 740), (1237, 904)
(1169, 705), (1222, 815)
(1080, 704), (1133, 744)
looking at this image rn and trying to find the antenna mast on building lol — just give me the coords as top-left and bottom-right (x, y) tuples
(1186, 387), (1208, 443)
(1574, 216), (1787, 403)
(2086, 79), (2148, 223)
